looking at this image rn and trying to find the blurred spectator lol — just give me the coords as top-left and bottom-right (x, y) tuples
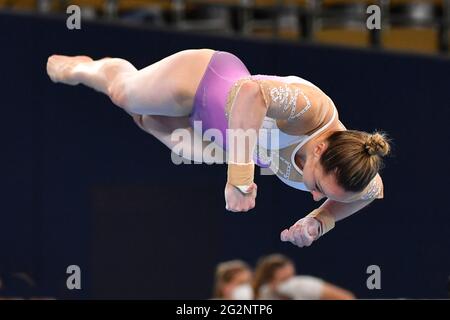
(253, 254), (355, 300)
(0, 272), (37, 300)
(212, 260), (253, 300)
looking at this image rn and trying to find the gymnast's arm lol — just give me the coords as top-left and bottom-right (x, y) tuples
(281, 173), (384, 247)
(224, 80), (268, 212)
(227, 80), (268, 164)
(319, 173), (384, 222)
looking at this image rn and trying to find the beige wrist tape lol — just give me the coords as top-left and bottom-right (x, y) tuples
(307, 208), (335, 236)
(227, 162), (255, 186)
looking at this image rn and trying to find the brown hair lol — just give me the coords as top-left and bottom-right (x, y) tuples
(321, 130), (391, 192)
(252, 254), (293, 299)
(212, 260), (250, 299)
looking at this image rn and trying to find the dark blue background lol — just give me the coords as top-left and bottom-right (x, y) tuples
(0, 10), (449, 299)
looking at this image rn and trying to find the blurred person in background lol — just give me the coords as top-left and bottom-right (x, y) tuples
(0, 271), (37, 300)
(253, 254), (355, 300)
(212, 260), (253, 300)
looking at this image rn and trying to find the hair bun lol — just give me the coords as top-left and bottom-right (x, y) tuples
(365, 132), (391, 157)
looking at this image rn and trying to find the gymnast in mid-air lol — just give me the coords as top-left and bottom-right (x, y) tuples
(46, 49), (391, 248)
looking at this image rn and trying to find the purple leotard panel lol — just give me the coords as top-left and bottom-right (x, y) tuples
(189, 50), (250, 151)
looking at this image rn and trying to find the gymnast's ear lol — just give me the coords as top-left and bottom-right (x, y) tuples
(313, 141), (327, 159)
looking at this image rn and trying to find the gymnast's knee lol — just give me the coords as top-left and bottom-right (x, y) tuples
(108, 74), (135, 111)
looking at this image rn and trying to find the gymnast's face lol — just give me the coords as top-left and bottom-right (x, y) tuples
(302, 142), (355, 202)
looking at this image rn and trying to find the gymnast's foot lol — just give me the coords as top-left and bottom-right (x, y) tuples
(46, 55), (93, 85)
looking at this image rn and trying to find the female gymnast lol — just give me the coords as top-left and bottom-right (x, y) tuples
(46, 49), (391, 248)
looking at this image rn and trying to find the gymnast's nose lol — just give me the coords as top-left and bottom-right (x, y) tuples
(311, 190), (325, 201)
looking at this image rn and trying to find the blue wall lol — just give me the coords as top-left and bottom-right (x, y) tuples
(1, 10), (449, 299)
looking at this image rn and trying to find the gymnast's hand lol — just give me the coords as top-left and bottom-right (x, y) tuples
(224, 182), (257, 212)
(280, 216), (321, 248)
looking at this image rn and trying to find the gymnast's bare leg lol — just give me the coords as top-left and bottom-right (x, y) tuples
(46, 49), (217, 161)
(46, 48), (215, 117)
